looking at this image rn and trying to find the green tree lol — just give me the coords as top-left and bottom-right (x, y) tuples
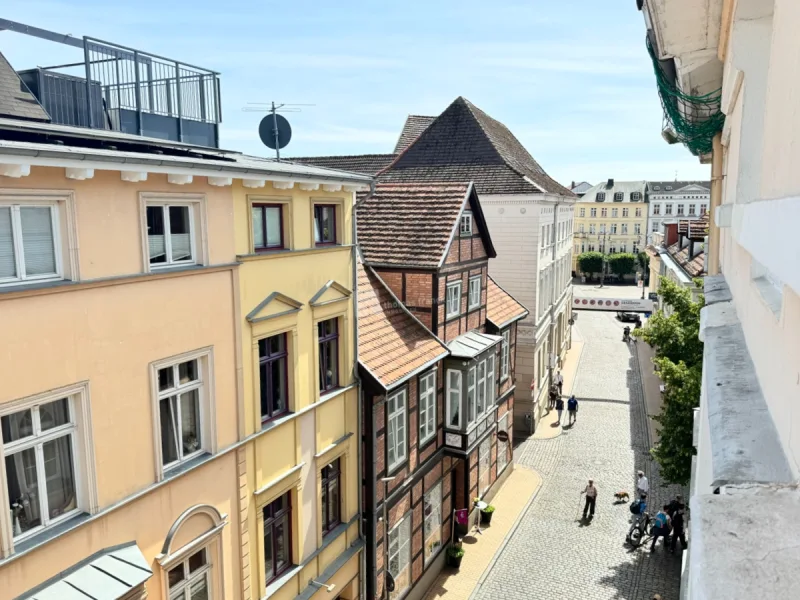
(607, 252), (636, 276)
(577, 251), (603, 274)
(636, 277), (704, 485)
(637, 251), (650, 284)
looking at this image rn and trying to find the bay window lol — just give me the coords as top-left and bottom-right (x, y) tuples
(501, 330), (511, 381)
(467, 366), (476, 424)
(486, 352), (496, 406)
(476, 360), (486, 415)
(0, 203), (60, 285)
(446, 370), (461, 428)
(418, 371), (436, 444)
(387, 389), (407, 471)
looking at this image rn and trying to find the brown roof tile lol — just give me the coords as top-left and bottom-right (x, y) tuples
(288, 153), (395, 176)
(381, 97), (575, 197)
(357, 181), (472, 268)
(486, 276), (529, 328)
(394, 115), (435, 153)
(0, 52), (50, 122)
(667, 242), (706, 277)
(358, 264), (448, 388)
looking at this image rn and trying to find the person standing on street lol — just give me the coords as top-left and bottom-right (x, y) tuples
(567, 395), (578, 425)
(555, 396), (564, 425)
(556, 370), (564, 395)
(637, 470), (649, 498)
(670, 504), (687, 553)
(581, 479), (598, 520)
(549, 385), (558, 410)
(650, 505), (671, 551)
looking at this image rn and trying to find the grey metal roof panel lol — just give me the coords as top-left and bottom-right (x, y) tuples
(18, 543), (152, 600)
(447, 330), (502, 359)
(579, 180), (647, 203)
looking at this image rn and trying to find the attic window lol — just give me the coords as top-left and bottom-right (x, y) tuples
(665, 186), (673, 191)
(653, 186), (660, 191)
(613, 192), (624, 202)
(595, 193), (606, 202)
(631, 192), (642, 201)
(460, 212), (473, 236)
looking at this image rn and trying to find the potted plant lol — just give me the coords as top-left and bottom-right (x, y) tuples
(446, 543), (465, 569)
(480, 504), (495, 525)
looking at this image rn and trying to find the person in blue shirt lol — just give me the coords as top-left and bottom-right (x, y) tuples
(567, 395), (578, 425)
(651, 505), (672, 551)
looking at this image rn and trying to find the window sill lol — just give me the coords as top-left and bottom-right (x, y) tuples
(0, 277), (69, 294)
(237, 244), (353, 262)
(264, 564), (303, 598)
(319, 386), (349, 403)
(162, 452), (213, 482)
(1, 512), (90, 564)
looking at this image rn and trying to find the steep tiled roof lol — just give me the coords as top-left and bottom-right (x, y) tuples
(667, 242), (705, 277)
(357, 182), (479, 268)
(289, 153), (395, 176)
(381, 97), (574, 197)
(0, 52), (50, 122)
(486, 276), (529, 328)
(358, 263), (448, 388)
(394, 115), (435, 153)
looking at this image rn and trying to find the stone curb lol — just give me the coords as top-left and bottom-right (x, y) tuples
(466, 466), (544, 600)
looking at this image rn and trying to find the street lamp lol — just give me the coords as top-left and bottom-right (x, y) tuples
(597, 232), (609, 287)
(381, 476), (396, 598)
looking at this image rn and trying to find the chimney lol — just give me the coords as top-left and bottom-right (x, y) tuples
(664, 223), (679, 246)
(571, 180), (576, 189)
(607, 178), (614, 188)
(688, 240), (695, 259)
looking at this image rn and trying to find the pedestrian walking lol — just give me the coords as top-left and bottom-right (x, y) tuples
(650, 505), (671, 551)
(668, 495), (687, 553)
(556, 370), (564, 395)
(581, 479), (598, 520)
(636, 470), (649, 497)
(549, 385), (558, 410)
(555, 396), (564, 425)
(567, 395), (578, 425)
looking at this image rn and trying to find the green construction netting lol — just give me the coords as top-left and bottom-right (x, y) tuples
(647, 36), (724, 157)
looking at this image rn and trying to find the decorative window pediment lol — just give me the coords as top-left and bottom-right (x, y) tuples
(246, 292), (303, 324)
(309, 280), (352, 308)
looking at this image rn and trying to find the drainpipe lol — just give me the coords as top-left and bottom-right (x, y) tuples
(708, 133), (723, 276)
(547, 198), (560, 395)
(351, 187), (365, 600)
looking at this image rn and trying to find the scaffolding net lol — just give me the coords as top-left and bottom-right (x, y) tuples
(647, 36), (724, 157)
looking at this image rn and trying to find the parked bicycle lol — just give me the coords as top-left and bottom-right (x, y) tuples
(626, 511), (655, 547)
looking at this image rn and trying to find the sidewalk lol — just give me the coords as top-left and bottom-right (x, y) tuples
(636, 339), (664, 444)
(532, 339), (584, 440)
(421, 467), (542, 600)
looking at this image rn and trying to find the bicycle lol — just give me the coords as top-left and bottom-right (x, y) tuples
(626, 511), (654, 547)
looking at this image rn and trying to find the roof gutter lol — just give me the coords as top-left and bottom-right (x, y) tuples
(0, 145), (372, 185)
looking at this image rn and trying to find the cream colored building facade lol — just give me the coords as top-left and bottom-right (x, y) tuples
(572, 180), (648, 271)
(0, 140), (369, 600)
(640, 0), (800, 597)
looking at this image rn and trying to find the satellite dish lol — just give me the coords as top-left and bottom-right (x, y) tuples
(259, 114), (292, 150)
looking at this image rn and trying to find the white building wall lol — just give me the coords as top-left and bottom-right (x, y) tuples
(482, 193), (574, 435)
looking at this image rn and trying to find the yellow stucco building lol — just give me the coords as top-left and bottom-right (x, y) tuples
(232, 179), (367, 600)
(572, 180), (648, 272)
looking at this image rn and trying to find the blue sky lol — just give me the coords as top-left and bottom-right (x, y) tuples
(3, 0), (711, 185)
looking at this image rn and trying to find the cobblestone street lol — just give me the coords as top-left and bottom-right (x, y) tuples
(474, 310), (684, 600)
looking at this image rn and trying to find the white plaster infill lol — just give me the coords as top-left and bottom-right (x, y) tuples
(699, 275), (793, 487)
(690, 483), (800, 599)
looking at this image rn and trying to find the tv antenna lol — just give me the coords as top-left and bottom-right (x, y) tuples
(242, 102), (314, 160)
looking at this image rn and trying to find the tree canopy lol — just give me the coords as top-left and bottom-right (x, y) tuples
(636, 276), (704, 485)
(607, 252), (636, 276)
(577, 251), (604, 274)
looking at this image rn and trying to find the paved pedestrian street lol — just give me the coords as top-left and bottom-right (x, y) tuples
(474, 311), (685, 600)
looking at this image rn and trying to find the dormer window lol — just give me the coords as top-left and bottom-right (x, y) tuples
(630, 192), (642, 201)
(595, 193), (606, 202)
(613, 192), (623, 202)
(665, 186), (673, 191)
(653, 186), (660, 191)
(460, 211), (473, 236)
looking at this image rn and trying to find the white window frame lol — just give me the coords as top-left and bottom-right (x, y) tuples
(150, 348), (216, 480)
(500, 330), (510, 381)
(579, 207), (585, 217)
(689, 204), (696, 216)
(590, 208), (597, 217)
(0, 202), (63, 287)
(677, 204), (685, 216)
(446, 370), (461, 429)
(388, 514), (411, 599)
(418, 371), (436, 445)
(423, 482), (443, 565)
(476, 360), (486, 416)
(446, 281), (461, 319)
(387, 388), (407, 472)
(468, 276), (481, 310)
(167, 547), (212, 600)
(460, 211), (473, 236)
(614, 192), (624, 201)
(467, 366), (476, 425)
(611, 224), (617, 234)
(621, 224), (627, 234)
(665, 204), (673, 215)
(634, 223), (641, 235)
(622, 208), (629, 217)
(0, 382), (96, 555)
(631, 192), (642, 201)
(601, 208), (607, 217)
(653, 204), (660, 215)
(611, 208), (618, 218)
(486, 352), (495, 407)
(636, 207), (642, 217)
(140, 193), (208, 273)
(589, 224), (596, 234)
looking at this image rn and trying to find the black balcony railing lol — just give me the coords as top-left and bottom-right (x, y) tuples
(4, 20), (221, 147)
